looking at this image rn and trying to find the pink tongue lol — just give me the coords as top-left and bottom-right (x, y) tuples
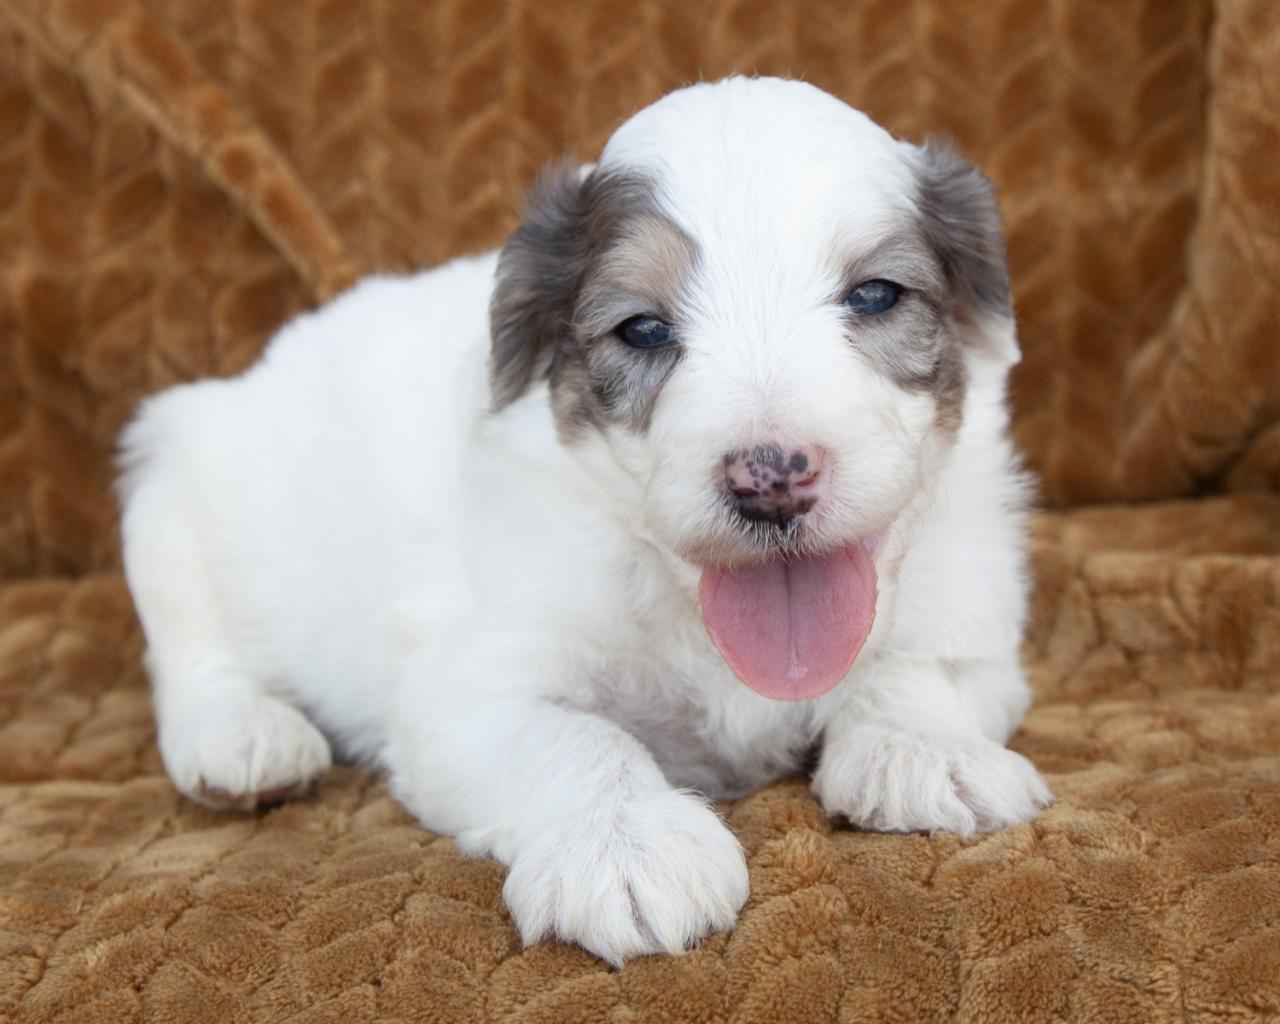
(699, 545), (877, 701)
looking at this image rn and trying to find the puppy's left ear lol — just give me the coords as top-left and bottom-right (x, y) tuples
(489, 163), (591, 410)
(910, 140), (1018, 366)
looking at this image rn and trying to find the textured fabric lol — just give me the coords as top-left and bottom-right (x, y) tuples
(3, 0), (1280, 1020)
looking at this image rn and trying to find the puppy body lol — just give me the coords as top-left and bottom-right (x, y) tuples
(120, 78), (1049, 965)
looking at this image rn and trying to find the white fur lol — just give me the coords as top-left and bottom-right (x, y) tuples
(118, 77), (1050, 966)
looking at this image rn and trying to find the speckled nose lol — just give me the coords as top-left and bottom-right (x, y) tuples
(723, 444), (827, 526)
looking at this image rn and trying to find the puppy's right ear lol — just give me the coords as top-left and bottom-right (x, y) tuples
(489, 163), (591, 410)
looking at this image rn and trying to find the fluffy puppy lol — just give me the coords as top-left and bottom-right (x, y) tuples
(118, 76), (1051, 966)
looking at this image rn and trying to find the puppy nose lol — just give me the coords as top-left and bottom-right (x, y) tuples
(723, 444), (827, 526)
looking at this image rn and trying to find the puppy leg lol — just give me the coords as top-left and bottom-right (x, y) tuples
(813, 655), (1051, 835)
(122, 474), (331, 810)
(385, 686), (749, 966)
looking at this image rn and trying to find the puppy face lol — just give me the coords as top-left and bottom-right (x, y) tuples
(490, 78), (1016, 698)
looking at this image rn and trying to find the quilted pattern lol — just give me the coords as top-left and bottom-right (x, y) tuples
(3, 0), (1280, 1020)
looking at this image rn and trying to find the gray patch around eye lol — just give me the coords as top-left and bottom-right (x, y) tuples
(551, 303), (689, 438)
(553, 186), (699, 438)
(833, 234), (956, 394)
(844, 292), (944, 382)
(490, 165), (683, 415)
(843, 294), (966, 431)
(584, 341), (685, 432)
(835, 139), (1009, 434)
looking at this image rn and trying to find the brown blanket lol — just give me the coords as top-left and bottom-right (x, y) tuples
(3, 1), (1279, 1020)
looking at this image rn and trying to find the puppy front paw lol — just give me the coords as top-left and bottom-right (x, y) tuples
(813, 726), (1051, 835)
(502, 790), (749, 966)
(160, 693), (332, 811)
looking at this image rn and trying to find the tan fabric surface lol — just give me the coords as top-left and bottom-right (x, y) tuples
(3, 0), (1280, 1020)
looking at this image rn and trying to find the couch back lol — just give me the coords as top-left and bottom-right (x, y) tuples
(2, 0), (1276, 578)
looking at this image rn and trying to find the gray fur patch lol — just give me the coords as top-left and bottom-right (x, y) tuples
(836, 236), (966, 427)
(489, 162), (589, 411)
(837, 142), (1012, 432)
(558, 211), (696, 435)
(489, 163), (697, 436)
(911, 139), (1012, 322)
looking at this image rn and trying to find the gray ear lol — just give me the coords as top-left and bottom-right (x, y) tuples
(911, 140), (1017, 363)
(489, 163), (590, 410)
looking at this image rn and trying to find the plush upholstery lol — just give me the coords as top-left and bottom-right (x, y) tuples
(2, 1), (1279, 1020)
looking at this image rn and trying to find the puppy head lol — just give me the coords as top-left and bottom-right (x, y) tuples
(490, 77), (1015, 699)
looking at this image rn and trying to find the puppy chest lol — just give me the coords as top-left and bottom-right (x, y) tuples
(588, 658), (818, 799)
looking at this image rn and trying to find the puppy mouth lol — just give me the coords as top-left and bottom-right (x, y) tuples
(698, 531), (885, 702)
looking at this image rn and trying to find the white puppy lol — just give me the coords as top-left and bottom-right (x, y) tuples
(118, 77), (1051, 965)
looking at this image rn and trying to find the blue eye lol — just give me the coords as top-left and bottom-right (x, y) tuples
(843, 279), (901, 315)
(616, 316), (675, 349)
